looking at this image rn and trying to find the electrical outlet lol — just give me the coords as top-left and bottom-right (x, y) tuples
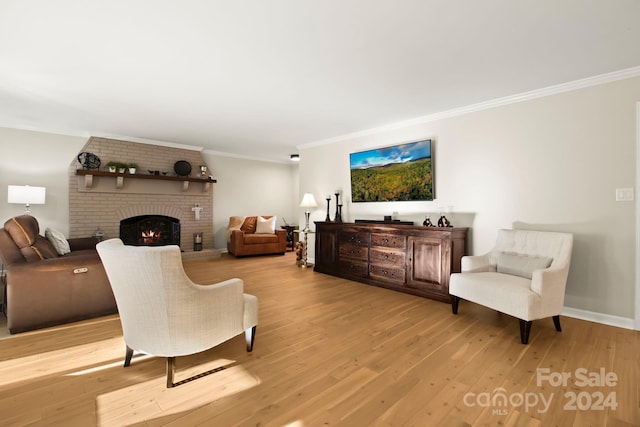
(615, 188), (634, 202)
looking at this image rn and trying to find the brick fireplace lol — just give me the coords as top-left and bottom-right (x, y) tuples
(68, 137), (218, 256)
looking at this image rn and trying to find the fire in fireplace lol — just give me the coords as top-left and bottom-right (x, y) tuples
(120, 215), (181, 247)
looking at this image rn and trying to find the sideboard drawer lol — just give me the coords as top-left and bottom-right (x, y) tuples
(338, 259), (368, 277)
(371, 233), (406, 249)
(370, 248), (405, 265)
(339, 231), (370, 246)
(339, 244), (368, 260)
(370, 264), (406, 283)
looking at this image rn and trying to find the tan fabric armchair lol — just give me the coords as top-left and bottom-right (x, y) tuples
(449, 229), (573, 344)
(96, 238), (258, 387)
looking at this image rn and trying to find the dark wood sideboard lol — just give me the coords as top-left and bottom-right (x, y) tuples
(313, 222), (468, 302)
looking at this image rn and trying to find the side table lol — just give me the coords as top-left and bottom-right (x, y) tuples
(280, 225), (298, 251)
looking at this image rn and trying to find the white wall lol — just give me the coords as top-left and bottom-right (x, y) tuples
(299, 76), (640, 320)
(202, 153), (299, 250)
(0, 127), (87, 234)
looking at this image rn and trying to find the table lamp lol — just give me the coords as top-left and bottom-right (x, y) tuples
(8, 185), (46, 214)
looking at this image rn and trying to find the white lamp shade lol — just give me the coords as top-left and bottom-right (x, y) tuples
(299, 193), (318, 208)
(8, 185), (46, 205)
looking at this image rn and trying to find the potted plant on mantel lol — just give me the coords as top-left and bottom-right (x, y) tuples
(127, 163), (138, 174)
(106, 161), (120, 173)
(106, 161), (128, 173)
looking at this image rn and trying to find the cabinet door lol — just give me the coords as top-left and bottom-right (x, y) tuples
(406, 236), (451, 296)
(315, 228), (337, 272)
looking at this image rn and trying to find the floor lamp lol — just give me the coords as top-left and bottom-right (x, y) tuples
(299, 193), (317, 268)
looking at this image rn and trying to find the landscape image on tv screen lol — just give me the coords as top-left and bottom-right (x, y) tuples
(350, 139), (433, 202)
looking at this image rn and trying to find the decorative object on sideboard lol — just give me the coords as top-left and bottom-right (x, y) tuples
(7, 185), (46, 214)
(77, 152), (101, 170)
(437, 215), (452, 227)
(324, 195), (332, 222)
(423, 217), (434, 227)
(174, 160), (192, 177)
(333, 190), (343, 223)
(299, 193), (318, 232)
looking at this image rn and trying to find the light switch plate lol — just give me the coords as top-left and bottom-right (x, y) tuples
(615, 188), (634, 202)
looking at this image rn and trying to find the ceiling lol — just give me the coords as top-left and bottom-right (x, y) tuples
(1, 1), (639, 163)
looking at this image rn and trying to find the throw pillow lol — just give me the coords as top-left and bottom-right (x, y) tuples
(496, 252), (553, 279)
(45, 227), (71, 255)
(255, 216), (276, 234)
(241, 216), (258, 233)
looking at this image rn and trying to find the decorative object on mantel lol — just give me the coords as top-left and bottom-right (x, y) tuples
(174, 160), (192, 177)
(107, 161), (126, 173)
(324, 195), (332, 222)
(74, 169), (216, 192)
(192, 203), (203, 220)
(127, 163), (138, 174)
(199, 165), (207, 177)
(333, 190), (343, 223)
(77, 152), (101, 170)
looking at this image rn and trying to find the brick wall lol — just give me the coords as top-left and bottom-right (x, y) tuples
(68, 137), (215, 251)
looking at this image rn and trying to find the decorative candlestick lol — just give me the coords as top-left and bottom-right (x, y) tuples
(334, 191), (340, 222)
(335, 204), (343, 223)
(325, 196), (331, 222)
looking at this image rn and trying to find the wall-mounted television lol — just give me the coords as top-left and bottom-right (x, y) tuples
(349, 139), (433, 202)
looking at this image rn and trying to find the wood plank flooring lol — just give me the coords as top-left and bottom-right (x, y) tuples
(0, 252), (637, 426)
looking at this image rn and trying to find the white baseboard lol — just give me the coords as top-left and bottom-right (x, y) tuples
(561, 306), (636, 330)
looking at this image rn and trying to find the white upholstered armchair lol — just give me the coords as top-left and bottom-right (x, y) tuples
(449, 229), (573, 344)
(96, 238), (258, 387)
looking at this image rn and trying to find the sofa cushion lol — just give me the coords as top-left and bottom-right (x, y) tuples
(256, 216), (276, 234)
(241, 216), (258, 233)
(4, 215), (59, 261)
(496, 252), (553, 279)
(244, 233), (279, 244)
(45, 227), (71, 255)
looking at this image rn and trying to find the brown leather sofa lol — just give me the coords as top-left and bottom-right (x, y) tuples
(227, 216), (287, 257)
(0, 215), (117, 334)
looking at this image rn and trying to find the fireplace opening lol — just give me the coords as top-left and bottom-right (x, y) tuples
(120, 215), (180, 247)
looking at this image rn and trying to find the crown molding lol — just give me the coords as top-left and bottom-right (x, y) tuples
(202, 148), (293, 165)
(299, 66), (640, 149)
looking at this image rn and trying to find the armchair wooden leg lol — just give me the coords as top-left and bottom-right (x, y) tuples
(519, 320), (532, 344)
(552, 315), (562, 332)
(246, 326), (256, 352)
(451, 296), (460, 314)
(167, 357), (175, 388)
(124, 345), (134, 367)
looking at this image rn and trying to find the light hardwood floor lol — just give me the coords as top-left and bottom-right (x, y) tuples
(0, 252), (637, 426)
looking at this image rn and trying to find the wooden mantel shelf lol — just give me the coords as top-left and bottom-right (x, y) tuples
(75, 169), (217, 191)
